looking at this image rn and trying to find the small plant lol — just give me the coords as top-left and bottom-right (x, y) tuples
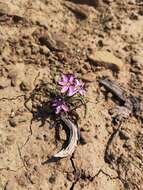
(50, 74), (86, 158)
(51, 74), (86, 116)
(25, 74), (87, 159)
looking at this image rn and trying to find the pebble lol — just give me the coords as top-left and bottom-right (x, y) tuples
(80, 132), (93, 144)
(119, 130), (130, 140)
(43, 134), (49, 141)
(39, 33), (57, 51)
(20, 81), (31, 91)
(123, 140), (134, 151)
(36, 134), (43, 140)
(31, 45), (40, 54)
(23, 47), (31, 56)
(9, 118), (17, 127)
(64, 2), (88, 20)
(88, 50), (124, 72)
(40, 46), (50, 55)
(130, 13), (138, 20)
(49, 175), (56, 184)
(8, 74), (19, 87)
(81, 72), (96, 82)
(5, 135), (15, 145)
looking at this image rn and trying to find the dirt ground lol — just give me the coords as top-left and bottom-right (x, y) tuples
(0, 0), (143, 189)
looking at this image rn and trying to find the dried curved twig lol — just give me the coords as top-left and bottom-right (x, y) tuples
(53, 116), (79, 158)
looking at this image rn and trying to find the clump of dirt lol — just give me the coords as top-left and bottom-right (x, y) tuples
(0, 0), (143, 189)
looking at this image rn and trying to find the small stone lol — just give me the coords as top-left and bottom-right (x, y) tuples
(36, 134), (43, 140)
(49, 175), (56, 184)
(116, 23), (122, 30)
(9, 118), (17, 127)
(40, 46), (50, 55)
(64, 2), (88, 20)
(39, 31), (67, 51)
(23, 48), (31, 56)
(80, 67), (87, 74)
(43, 134), (48, 141)
(80, 132), (93, 144)
(98, 40), (104, 47)
(5, 135), (15, 145)
(123, 140), (134, 151)
(119, 131), (130, 140)
(83, 63), (91, 71)
(39, 33), (57, 51)
(8, 69), (19, 87)
(105, 123), (113, 134)
(81, 72), (96, 82)
(20, 81), (31, 91)
(88, 50), (124, 72)
(130, 13), (138, 20)
(31, 45), (40, 54)
(11, 76), (17, 87)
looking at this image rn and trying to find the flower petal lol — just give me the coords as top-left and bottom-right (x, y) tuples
(75, 79), (81, 86)
(69, 75), (74, 83)
(62, 74), (68, 83)
(58, 81), (66, 86)
(68, 86), (77, 96)
(55, 106), (62, 114)
(52, 103), (58, 107)
(61, 86), (69, 93)
(79, 89), (85, 96)
(61, 104), (69, 112)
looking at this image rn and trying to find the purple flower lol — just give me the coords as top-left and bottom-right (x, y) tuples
(58, 74), (75, 96)
(52, 98), (69, 114)
(58, 74), (85, 97)
(73, 79), (85, 96)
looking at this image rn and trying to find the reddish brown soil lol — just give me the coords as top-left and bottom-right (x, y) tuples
(0, 0), (143, 189)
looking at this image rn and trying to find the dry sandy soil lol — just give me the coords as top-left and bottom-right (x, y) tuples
(0, 0), (143, 189)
